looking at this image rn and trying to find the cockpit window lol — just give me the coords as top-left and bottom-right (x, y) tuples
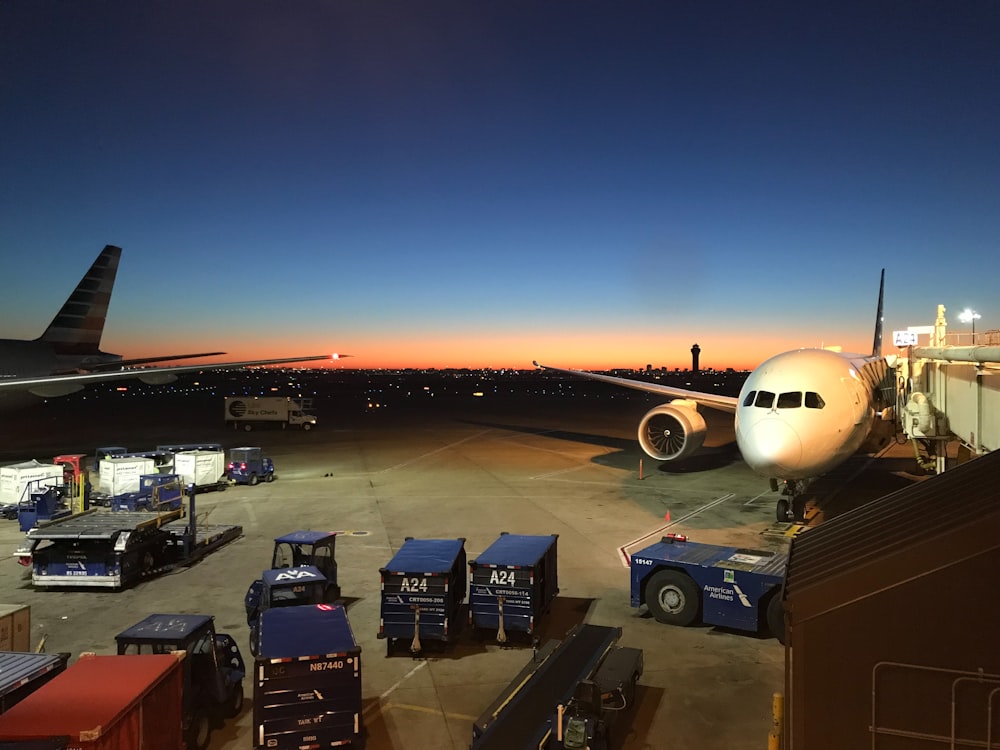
(777, 391), (802, 409)
(754, 391), (776, 408)
(805, 392), (825, 409)
(742, 391), (756, 407)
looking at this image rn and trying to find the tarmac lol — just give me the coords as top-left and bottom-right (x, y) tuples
(0, 386), (924, 749)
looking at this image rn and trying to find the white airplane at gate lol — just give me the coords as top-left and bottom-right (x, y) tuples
(534, 272), (895, 521)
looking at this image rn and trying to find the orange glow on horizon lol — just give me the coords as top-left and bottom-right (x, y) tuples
(113, 328), (875, 373)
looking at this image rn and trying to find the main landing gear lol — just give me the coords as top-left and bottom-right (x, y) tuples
(772, 479), (807, 523)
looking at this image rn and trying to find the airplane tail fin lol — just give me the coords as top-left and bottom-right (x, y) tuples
(871, 268), (885, 358)
(38, 245), (122, 355)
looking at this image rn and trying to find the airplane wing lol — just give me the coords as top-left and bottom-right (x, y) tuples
(533, 361), (739, 414)
(0, 354), (345, 399)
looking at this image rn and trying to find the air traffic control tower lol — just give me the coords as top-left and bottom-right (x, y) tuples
(691, 343), (701, 373)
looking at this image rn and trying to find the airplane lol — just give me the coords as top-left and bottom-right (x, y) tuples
(534, 271), (896, 522)
(0, 245), (341, 410)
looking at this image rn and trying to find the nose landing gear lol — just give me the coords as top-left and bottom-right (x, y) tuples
(774, 480), (808, 523)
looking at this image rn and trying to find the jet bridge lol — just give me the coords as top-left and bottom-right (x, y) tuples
(895, 305), (1000, 473)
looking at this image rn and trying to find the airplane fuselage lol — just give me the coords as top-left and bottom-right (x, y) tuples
(734, 348), (888, 481)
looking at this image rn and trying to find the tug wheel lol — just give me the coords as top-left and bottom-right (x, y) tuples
(645, 569), (700, 627)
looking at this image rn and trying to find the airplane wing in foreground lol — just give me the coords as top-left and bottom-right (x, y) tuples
(532, 361), (739, 414)
(0, 354), (345, 399)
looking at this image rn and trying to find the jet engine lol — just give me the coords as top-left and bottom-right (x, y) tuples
(637, 400), (707, 461)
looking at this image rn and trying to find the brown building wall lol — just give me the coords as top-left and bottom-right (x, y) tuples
(789, 546), (1000, 749)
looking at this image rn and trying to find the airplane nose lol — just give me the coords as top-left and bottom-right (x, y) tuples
(738, 418), (803, 477)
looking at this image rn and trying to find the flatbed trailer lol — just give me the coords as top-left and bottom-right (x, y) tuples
(14, 506), (242, 590)
(630, 534), (787, 641)
(471, 624), (642, 750)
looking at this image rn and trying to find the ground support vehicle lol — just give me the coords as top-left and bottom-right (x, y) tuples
(254, 604), (363, 748)
(0, 652), (69, 714)
(111, 473), (184, 512)
(116, 613), (245, 750)
(629, 534), (787, 642)
(224, 396), (317, 431)
(245, 565), (336, 655)
(0, 652), (184, 749)
(16, 499), (242, 590)
(53, 454), (90, 512)
(378, 537), (467, 655)
(469, 532), (559, 644)
(16, 486), (72, 532)
(245, 530), (340, 616)
(471, 624), (642, 750)
(226, 446), (275, 485)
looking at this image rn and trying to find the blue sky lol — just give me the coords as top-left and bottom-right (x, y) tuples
(1, 2), (997, 368)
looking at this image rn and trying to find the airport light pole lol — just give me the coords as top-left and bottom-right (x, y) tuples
(958, 308), (981, 344)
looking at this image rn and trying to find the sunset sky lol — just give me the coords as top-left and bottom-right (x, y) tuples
(1, 3), (997, 371)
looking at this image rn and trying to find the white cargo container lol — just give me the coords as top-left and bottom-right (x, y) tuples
(98, 456), (156, 497)
(0, 461), (63, 505)
(173, 449), (226, 490)
(224, 396), (317, 431)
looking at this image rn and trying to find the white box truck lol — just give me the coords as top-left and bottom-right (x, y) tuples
(173, 449), (227, 490)
(224, 396), (317, 431)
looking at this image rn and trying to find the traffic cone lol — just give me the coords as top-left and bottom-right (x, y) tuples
(665, 510), (671, 522)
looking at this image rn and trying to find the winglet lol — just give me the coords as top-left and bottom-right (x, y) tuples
(871, 269), (885, 358)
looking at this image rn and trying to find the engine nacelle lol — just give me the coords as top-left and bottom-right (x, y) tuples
(637, 400), (707, 461)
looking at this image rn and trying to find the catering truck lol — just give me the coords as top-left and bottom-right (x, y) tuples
(224, 397), (317, 431)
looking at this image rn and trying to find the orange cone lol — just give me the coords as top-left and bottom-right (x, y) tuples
(665, 510), (671, 522)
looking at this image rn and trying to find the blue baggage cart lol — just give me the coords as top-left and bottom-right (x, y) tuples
(469, 532), (559, 643)
(378, 537), (466, 655)
(254, 604), (363, 749)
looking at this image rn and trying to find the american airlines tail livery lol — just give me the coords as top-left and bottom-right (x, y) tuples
(0, 245), (340, 408)
(535, 272), (896, 522)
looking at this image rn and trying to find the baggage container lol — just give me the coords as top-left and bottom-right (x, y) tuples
(469, 532), (559, 642)
(0, 652), (67, 714)
(378, 537), (467, 655)
(172, 450), (226, 491)
(254, 604), (362, 749)
(0, 652), (183, 749)
(0, 605), (30, 653)
(0, 462), (62, 506)
(98, 457), (155, 497)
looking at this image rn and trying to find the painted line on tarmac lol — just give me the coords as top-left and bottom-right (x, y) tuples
(616, 493), (735, 568)
(371, 661), (427, 706)
(375, 431), (493, 474)
(743, 489), (772, 506)
(375, 702), (478, 722)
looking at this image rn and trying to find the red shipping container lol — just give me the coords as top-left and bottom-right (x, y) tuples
(0, 653), (183, 750)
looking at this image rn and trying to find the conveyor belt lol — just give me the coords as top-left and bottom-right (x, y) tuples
(472, 624), (620, 750)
